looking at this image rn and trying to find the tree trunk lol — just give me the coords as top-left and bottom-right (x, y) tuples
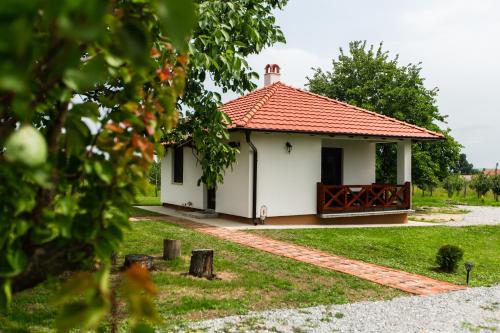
(124, 254), (154, 270)
(189, 249), (214, 279)
(13, 241), (92, 293)
(163, 239), (181, 260)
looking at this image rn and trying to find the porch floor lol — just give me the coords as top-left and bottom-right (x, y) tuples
(319, 209), (414, 219)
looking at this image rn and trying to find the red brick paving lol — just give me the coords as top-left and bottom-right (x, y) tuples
(140, 216), (466, 295)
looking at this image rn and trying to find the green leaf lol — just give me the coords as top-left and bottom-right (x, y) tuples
(155, 0), (196, 51)
(94, 161), (113, 184)
(56, 297), (108, 333)
(63, 56), (108, 92)
(71, 102), (100, 121)
(0, 250), (27, 277)
(31, 225), (59, 243)
(118, 21), (151, 67)
(0, 279), (12, 310)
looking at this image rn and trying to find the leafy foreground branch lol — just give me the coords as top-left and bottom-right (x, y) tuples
(0, 0), (195, 330)
(0, 0), (288, 330)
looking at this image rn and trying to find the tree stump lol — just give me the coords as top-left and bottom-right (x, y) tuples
(123, 254), (154, 271)
(163, 239), (181, 260)
(188, 249), (214, 279)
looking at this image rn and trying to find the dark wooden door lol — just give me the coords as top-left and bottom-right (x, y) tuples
(207, 187), (216, 210)
(321, 147), (342, 185)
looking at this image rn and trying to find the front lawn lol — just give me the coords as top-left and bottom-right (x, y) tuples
(1, 219), (400, 331)
(133, 195), (161, 206)
(253, 226), (500, 287)
(129, 206), (163, 217)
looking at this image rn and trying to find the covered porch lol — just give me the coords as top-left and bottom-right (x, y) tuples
(317, 140), (412, 218)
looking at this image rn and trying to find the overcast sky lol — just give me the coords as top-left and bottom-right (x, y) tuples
(225, 0), (500, 169)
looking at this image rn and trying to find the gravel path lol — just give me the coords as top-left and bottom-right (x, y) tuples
(185, 286), (500, 333)
(449, 205), (500, 227)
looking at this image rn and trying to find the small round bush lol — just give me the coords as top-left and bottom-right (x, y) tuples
(436, 245), (464, 272)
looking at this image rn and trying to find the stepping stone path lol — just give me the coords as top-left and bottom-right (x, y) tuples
(141, 216), (466, 295)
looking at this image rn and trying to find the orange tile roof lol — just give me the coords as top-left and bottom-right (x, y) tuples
(483, 169), (499, 176)
(222, 82), (444, 139)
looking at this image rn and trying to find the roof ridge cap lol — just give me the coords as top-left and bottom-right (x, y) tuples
(279, 83), (444, 139)
(235, 82), (281, 127)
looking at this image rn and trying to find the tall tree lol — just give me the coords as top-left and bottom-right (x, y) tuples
(452, 153), (475, 175)
(307, 41), (461, 184)
(0, 0), (196, 329)
(149, 160), (161, 197)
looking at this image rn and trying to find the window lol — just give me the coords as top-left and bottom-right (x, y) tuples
(172, 146), (183, 183)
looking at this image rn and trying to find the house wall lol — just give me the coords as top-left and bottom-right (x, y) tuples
(252, 132), (322, 217)
(160, 146), (204, 209)
(322, 139), (376, 185)
(216, 132), (252, 217)
(160, 133), (378, 219)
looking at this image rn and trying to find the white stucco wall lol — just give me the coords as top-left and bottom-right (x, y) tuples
(216, 132), (252, 217)
(160, 146), (204, 209)
(252, 132), (322, 217)
(322, 139), (376, 185)
(160, 133), (379, 218)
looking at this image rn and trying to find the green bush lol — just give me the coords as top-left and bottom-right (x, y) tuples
(436, 245), (464, 272)
(470, 173), (492, 198)
(442, 174), (465, 198)
(492, 174), (500, 201)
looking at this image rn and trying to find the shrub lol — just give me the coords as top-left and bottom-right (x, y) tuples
(436, 245), (464, 272)
(470, 173), (492, 198)
(492, 174), (500, 201)
(442, 174), (465, 198)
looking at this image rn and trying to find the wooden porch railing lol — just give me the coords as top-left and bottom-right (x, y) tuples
(317, 182), (411, 214)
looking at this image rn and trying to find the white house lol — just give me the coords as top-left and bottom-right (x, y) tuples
(161, 64), (443, 225)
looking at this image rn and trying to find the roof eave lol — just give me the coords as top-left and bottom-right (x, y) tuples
(228, 127), (444, 141)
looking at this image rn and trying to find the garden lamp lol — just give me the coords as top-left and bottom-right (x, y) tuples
(464, 261), (474, 285)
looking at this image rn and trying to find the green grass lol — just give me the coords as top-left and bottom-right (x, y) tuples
(412, 186), (500, 208)
(129, 206), (163, 217)
(253, 226), (500, 287)
(1, 219), (400, 331)
(133, 195), (161, 206)
(133, 182), (161, 205)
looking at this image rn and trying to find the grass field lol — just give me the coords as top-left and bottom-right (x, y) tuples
(133, 195), (161, 206)
(253, 226), (500, 287)
(412, 186), (500, 207)
(1, 218), (400, 332)
(128, 206), (163, 216)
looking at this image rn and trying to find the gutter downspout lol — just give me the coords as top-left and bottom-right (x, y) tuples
(245, 131), (258, 225)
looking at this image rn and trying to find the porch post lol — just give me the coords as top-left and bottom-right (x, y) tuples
(396, 141), (411, 184)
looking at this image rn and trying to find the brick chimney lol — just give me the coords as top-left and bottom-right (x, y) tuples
(264, 64), (281, 86)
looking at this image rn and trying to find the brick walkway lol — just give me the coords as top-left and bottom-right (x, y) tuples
(137, 216), (466, 295)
